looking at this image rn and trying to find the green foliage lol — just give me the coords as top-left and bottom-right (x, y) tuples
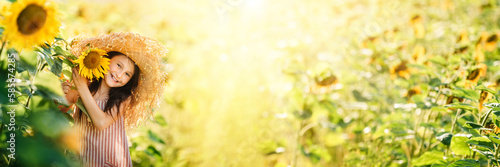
(0, 33), (76, 166)
(413, 151), (443, 166)
(451, 136), (471, 156)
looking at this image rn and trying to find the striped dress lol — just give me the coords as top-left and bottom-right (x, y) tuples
(73, 100), (132, 167)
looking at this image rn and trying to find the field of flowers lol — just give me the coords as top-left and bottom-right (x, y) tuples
(1, 0), (500, 166)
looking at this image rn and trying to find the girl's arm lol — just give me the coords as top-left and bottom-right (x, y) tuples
(72, 68), (130, 130)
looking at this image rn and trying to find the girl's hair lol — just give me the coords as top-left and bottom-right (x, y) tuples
(86, 51), (141, 118)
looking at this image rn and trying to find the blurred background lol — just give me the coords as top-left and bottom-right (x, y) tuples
(3, 0), (500, 166)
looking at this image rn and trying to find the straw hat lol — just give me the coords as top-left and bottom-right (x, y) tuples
(70, 32), (169, 129)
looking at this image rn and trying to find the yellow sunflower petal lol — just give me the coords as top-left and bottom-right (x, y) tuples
(3, 0), (61, 50)
(74, 48), (110, 80)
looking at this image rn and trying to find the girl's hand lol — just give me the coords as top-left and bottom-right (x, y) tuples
(62, 81), (79, 104)
(72, 66), (88, 90)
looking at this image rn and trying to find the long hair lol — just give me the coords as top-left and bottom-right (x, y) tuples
(84, 51), (141, 119)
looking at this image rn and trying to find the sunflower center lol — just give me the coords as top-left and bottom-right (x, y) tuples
(16, 4), (47, 35)
(83, 51), (101, 69)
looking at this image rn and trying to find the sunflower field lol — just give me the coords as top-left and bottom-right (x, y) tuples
(1, 0), (500, 166)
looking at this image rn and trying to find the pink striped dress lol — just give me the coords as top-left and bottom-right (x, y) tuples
(73, 100), (132, 167)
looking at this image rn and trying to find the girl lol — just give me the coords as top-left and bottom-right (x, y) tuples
(61, 32), (169, 167)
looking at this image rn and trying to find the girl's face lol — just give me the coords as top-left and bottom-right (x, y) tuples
(104, 55), (136, 88)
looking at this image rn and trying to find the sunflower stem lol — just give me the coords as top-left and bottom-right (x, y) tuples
(495, 143), (500, 165)
(450, 109), (462, 134)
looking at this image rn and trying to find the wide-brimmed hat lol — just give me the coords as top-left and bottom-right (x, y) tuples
(70, 32), (169, 129)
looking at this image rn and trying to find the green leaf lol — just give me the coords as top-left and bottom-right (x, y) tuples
(29, 96), (71, 138)
(145, 145), (161, 156)
(450, 136), (470, 155)
(154, 115), (167, 126)
(413, 151), (443, 166)
(63, 113), (74, 124)
(53, 45), (71, 56)
(436, 132), (453, 146)
(309, 145), (332, 163)
(75, 98), (91, 123)
(430, 160), (447, 167)
(492, 110), (500, 127)
(319, 100), (337, 113)
(452, 103), (478, 111)
(463, 121), (483, 129)
(484, 103), (500, 108)
(16, 50), (37, 74)
(488, 135), (500, 144)
(468, 129), (481, 137)
(429, 78), (443, 87)
(430, 106), (448, 113)
(472, 148), (494, 159)
(50, 57), (63, 77)
(352, 90), (370, 102)
(412, 94), (431, 109)
(36, 50), (54, 68)
(421, 122), (439, 131)
(62, 58), (75, 68)
(16, 134), (76, 166)
(447, 159), (479, 167)
(452, 88), (480, 102)
(445, 103), (477, 112)
(148, 130), (165, 144)
(62, 63), (73, 81)
(407, 64), (433, 75)
(476, 85), (497, 95)
(295, 109), (312, 119)
(33, 71), (67, 105)
(466, 137), (494, 150)
(428, 56), (447, 66)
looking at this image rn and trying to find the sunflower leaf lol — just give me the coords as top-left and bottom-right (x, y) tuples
(16, 49), (37, 74)
(448, 159), (479, 167)
(28, 95), (71, 138)
(75, 98), (92, 123)
(428, 56), (447, 66)
(63, 58), (75, 68)
(450, 136), (470, 156)
(33, 71), (67, 105)
(53, 46), (71, 57)
(445, 103), (477, 112)
(466, 137), (494, 151)
(452, 88), (480, 102)
(476, 85), (497, 95)
(36, 50), (54, 68)
(50, 57), (63, 77)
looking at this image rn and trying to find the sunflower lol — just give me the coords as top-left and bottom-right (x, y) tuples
(308, 73), (339, 94)
(412, 45), (425, 63)
(390, 61), (410, 80)
(485, 34), (498, 52)
(404, 86), (421, 99)
(465, 63), (487, 88)
(409, 15), (425, 38)
(479, 83), (496, 112)
(456, 30), (469, 44)
(74, 48), (110, 80)
(2, 0), (60, 50)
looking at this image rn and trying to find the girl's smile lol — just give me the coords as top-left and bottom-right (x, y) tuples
(110, 73), (119, 83)
(104, 55), (135, 88)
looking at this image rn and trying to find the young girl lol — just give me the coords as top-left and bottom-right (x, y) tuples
(61, 32), (169, 167)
